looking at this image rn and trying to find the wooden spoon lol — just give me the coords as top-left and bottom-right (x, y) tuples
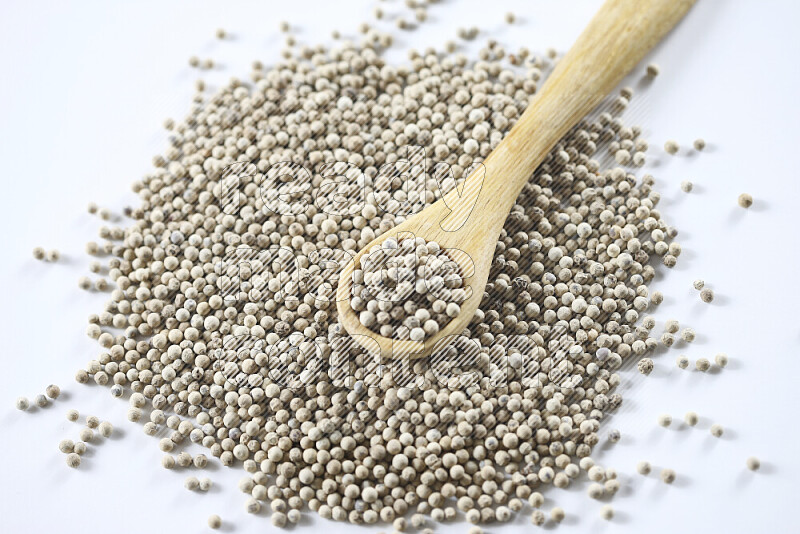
(336, 0), (695, 359)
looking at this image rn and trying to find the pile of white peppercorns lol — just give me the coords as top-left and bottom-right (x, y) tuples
(351, 236), (465, 341)
(62, 14), (712, 529)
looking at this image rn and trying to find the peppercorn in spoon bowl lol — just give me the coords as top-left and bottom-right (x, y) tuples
(337, 0), (696, 360)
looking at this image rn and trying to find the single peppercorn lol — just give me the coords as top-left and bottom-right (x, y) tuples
(660, 468), (676, 484)
(685, 411), (699, 426)
(66, 453), (81, 468)
(637, 461), (651, 475)
(600, 505), (614, 520)
(700, 288), (714, 303)
(746, 457), (760, 471)
(15, 397), (29, 411)
(531, 509), (545, 526)
(208, 515), (221, 529)
(637, 358), (654, 375)
(738, 193), (753, 208)
(710, 424), (724, 437)
(98, 422), (113, 437)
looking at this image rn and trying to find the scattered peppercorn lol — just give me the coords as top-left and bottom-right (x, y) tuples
(660, 468), (676, 484)
(15, 397), (29, 411)
(700, 288), (714, 303)
(746, 457), (761, 471)
(738, 193), (753, 208)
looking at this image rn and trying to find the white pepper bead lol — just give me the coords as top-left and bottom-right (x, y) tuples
(35, 394), (48, 408)
(194, 455), (208, 468)
(600, 505), (614, 520)
(715, 353), (728, 367)
(245, 498), (261, 514)
(681, 328), (695, 342)
(664, 140), (679, 154)
(660, 468), (676, 484)
(505, 12), (515, 24)
(695, 358), (711, 372)
(15, 397), (29, 411)
(66, 453), (81, 468)
(693, 138), (706, 151)
(59, 439), (75, 453)
(607, 429), (621, 443)
(637, 358), (654, 375)
(127, 408), (142, 422)
(86, 415), (99, 428)
(208, 515), (222, 529)
(162, 455), (176, 469)
(73, 441), (87, 455)
(98, 421), (113, 437)
(33, 247), (46, 260)
(636, 461), (651, 475)
(684, 411), (699, 426)
(46, 249), (60, 262)
(550, 507), (565, 523)
(199, 478), (212, 491)
(531, 510), (545, 526)
(676, 355), (689, 369)
(79, 428), (94, 442)
(587, 483), (604, 499)
(746, 457), (760, 471)
(710, 424), (724, 437)
(680, 180), (693, 192)
(45, 384), (60, 400)
(185, 476), (200, 491)
(658, 414), (672, 427)
(700, 288), (714, 303)
(738, 193), (753, 208)
(271, 512), (287, 527)
(693, 279), (704, 290)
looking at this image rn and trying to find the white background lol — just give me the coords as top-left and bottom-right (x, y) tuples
(1, 1), (799, 533)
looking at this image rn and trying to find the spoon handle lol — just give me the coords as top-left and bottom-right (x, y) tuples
(466, 0), (695, 229)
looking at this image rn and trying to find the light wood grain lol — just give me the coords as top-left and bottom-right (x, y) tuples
(336, 0), (696, 359)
